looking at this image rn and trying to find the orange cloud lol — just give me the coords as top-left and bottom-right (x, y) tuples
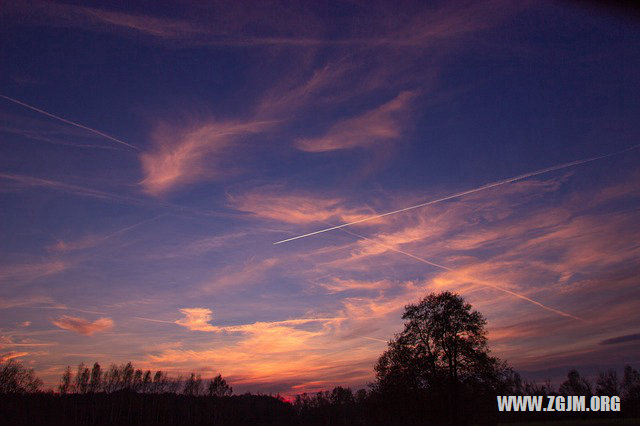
(175, 308), (218, 332)
(295, 91), (414, 152)
(227, 189), (375, 225)
(52, 315), (113, 335)
(0, 352), (29, 362)
(140, 119), (272, 196)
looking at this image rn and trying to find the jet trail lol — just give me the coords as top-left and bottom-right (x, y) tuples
(274, 143), (640, 244)
(340, 228), (582, 321)
(0, 94), (139, 151)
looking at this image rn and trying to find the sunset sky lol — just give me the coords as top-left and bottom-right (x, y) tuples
(1, 1), (639, 396)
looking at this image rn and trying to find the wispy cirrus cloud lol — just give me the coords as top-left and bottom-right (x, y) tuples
(295, 91), (415, 152)
(51, 315), (113, 336)
(5, 0), (518, 48)
(0, 260), (67, 283)
(227, 188), (376, 225)
(140, 119), (273, 196)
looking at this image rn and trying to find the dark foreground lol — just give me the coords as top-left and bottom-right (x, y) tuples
(1, 392), (636, 426)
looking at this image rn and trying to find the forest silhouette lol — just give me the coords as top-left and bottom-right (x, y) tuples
(1, 292), (638, 425)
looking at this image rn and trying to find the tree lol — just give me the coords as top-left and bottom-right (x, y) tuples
(75, 362), (90, 394)
(558, 369), (592, 397)
(141, 369), (152, 393)
(59, 366), (73, 394)
(89, 362), (102, 393)
(0, 359), (42, 394)
(622, 365), (640, 401)
(374, 291), (508, 424)
(596, 369), (619, 396)
(207, 374), (232, 397)
(183, 373), (203, 396)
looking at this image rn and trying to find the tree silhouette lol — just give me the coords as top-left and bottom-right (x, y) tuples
(207, 374), (233, 397)
(59, 365), (73, 394)
(558, 369), (592, 397)
(76, 362), (90, 394)
(374, 291), (509, 424)
(89, 362), (102, 393)
(596, 369), (619, 396)
(183, 373), (203, 396)
(0, 359), (42, 394)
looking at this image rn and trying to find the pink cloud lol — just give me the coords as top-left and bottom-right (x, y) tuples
(295, 91), (414, 152)
(140, 119), (273, 196)
(0, 260), (67, 283)
(227, 189), (376, 225)
(52, 316), (113, 336)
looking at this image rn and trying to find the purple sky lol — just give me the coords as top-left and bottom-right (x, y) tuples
(1, 0), (639, 395)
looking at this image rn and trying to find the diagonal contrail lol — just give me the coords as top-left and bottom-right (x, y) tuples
(274, 143), (640, 244)
(0, 94), (140, 151)
(340, 228), (582, 321)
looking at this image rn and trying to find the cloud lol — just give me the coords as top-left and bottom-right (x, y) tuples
(600, 333), (640, 346)
(295, 91), (414, 152)
(5, 0), (519, 48)
(227, 189), (375, 225)
(200, 257), (279, 293)
(140, 119), (273, 196)
(0, 352), (29, 362)
(175, 308), (218, 332)
(0, 260), (67, 283)
(51, 316), (113, 335)
(319, 278), (392, 293)
(147, 314), (360, 395)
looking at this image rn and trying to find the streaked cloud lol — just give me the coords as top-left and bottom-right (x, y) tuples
(227, 189), (374, 225)
(600, 333), (640, 345)
(5, 0), (517, 48)
(0, 260), (67, 283)
(0, 351), (30, 362)
(295, 92), (414, 152)
(51, 316), (114, 335)
(140, 119), (273, 195)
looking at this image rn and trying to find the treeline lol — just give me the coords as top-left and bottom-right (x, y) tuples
(0, 359), (291, 426)
(56, 361), (232, 397)
(2, 294), (639, 425)
(1, 359), (639, 425)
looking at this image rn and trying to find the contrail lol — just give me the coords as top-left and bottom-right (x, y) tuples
(340, 228), (582, 321)
(274, 143), (640, 244)
(360, 336), (388, 343)
(0, 94), (140, 151)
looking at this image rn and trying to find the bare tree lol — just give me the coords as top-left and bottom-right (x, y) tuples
(141, 370), (152, 393)
(104, 364), (120, 393)
(89, 362), (102, 393)
(0, 360), (42, 394)
(121, 362), (134, 390)
(59, 366), (73, 394)
(183, 373), (203, 396)
(152, 370), (168, 394)
(75, 363), (90, 394)
(133, 369), (143, 392)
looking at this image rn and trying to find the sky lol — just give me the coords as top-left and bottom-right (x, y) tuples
(1, 0), (640, 396)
